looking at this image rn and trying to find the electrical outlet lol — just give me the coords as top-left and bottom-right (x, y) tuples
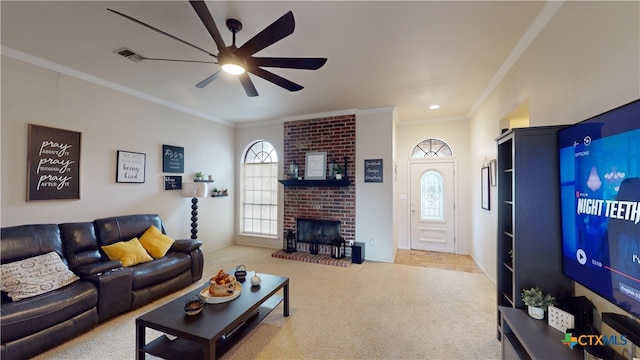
(548, 306), (575, 332)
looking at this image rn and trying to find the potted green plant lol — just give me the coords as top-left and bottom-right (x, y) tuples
(194, 171), (204, 181)
(334, 164), (345, 180)
(521, 286), (556, 319)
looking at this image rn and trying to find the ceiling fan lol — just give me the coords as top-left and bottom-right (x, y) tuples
(108, 0), (327, 97)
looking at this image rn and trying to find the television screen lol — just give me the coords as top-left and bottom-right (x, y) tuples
(559, 99), (640, 319)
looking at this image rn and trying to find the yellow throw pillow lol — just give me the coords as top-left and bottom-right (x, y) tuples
(139, 225), (175, 259)
(101, 238), (153, 267)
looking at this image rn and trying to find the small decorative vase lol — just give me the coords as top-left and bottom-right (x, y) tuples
(251, 274), (262, 287)
(528, 305), (545, 320)
(335, 174), (343, 180)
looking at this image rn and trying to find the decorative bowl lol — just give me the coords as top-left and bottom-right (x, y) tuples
(209, 275), (237, 297)
(184, 298), (204, 315)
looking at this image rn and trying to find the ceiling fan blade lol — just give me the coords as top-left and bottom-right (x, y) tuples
(140, 56), (217, 64)
(249, 57), (327, 70)
(107, 8), (216, 58)
(239, 73), (259, 97)
(189, 0), (227, 53)
(248, 67), (303, 92)
(235, 11), (295, 59)
(195, 71), (222, 88)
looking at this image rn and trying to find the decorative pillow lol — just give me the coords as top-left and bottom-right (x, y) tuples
(0, 252), (79, 301)
(101, 237), (153, 267)
(139, 225), (175, 259)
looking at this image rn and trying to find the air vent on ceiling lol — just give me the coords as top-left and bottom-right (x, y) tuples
(115, 47), (143, 62)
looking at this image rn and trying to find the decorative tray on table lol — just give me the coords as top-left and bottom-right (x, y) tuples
(199, 282), (242, 304)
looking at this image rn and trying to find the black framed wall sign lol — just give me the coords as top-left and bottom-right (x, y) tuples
(164, 176), (182, 190)
(116, 150), (146, 183)
(27, 124), (81, 201)
(364, 159), (383, 182)
(162, 144), (184, 173)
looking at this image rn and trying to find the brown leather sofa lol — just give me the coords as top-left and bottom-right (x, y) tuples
(1, 214), (204, 360)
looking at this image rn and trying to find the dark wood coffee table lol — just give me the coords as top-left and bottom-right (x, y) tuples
(136, 273), (289, 360)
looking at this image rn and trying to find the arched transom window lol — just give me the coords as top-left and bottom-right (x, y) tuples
(241, 141), (278, 236)
(244, 141), (277, 163)
(421, 170), (444, 220)
(411, 139), (453, 158)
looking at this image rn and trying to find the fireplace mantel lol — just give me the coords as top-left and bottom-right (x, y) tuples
(278, 179), (351, 187)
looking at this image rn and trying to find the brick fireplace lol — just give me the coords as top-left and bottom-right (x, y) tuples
(282, 115), (356, 252)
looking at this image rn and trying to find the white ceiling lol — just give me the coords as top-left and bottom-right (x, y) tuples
(1, 1), (547, 125)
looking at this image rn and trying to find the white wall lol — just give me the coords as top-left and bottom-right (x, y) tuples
(395, 118), (472, 255)
(468, 0), (640, 323)
(355, 107), (396, 262)
(1, 56), (236, 254)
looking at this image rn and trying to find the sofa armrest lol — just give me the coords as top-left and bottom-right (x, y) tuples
(74, 261), (122, 277)
(171, 239), (202, 253)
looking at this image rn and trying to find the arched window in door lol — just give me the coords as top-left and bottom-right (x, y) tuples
(241, 141), (278, 236)
(421, 170), (444, 220)
(411, 138), (453, 158)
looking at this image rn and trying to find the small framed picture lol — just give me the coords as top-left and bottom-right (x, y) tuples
(162, 144), (184, 173)
(164, 175), (182, 190)
(305, 152), (327, 180)
(116, 150), (146, 183)
(481, 166), (490, 210)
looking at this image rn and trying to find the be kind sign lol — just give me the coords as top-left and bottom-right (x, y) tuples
(27, 124), (81, 201)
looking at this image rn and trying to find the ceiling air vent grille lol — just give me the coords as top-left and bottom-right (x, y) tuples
(115, 47), (143, 62)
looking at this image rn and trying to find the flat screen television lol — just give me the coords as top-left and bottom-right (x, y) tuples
(559, 99), (640, 319)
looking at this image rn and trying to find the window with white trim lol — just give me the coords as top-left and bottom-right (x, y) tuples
(241, 141), (278, 236)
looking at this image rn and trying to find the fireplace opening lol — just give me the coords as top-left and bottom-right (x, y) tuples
(296, 218), (341, 245)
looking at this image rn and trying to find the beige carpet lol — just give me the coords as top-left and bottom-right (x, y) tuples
(34, 245), (500, 360)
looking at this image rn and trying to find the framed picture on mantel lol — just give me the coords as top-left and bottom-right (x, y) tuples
(305, 152), (327, 180)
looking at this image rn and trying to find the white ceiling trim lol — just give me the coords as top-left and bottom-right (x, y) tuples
(467, 1), (565, 118)
(0, 45), (233, 127)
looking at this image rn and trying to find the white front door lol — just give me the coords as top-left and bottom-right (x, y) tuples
(409, 161), (456, 253)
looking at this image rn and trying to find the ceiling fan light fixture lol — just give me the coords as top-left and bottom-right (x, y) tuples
(221, 62), (245, 75)
(219, 51), (246, 75)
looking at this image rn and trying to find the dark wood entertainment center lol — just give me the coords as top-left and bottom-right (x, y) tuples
(496, 127), (574, 356)
(496, 125), (640, 359)
(496, 126), (573, 325)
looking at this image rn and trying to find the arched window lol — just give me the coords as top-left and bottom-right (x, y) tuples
(241, 141), (278, 236)
(421, 170), (444, 220)
(244, 141), (277, 163)
(411, 139), (453, 158)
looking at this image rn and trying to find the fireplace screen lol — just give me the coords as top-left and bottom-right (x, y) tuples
(296, 218), (341, 245)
